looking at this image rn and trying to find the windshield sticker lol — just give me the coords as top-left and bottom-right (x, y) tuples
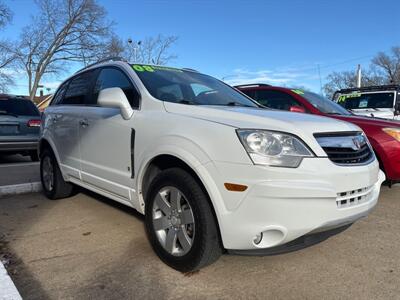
(291, 89), (304, 95)
(337, 93), (361, 103)
(359, 100), (368, 108)
(132, 64), (183, 73)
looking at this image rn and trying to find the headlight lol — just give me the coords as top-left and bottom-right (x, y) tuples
(236, 129), (314, 168)
(383, 128), (400, 142)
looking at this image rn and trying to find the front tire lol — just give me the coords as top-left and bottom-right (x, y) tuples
(145, 168), (222, 272)
(40, 148), (76, 200)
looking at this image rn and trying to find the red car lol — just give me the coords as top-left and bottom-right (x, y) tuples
(235, 84), (400, 184)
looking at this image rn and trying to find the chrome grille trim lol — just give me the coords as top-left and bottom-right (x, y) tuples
(314, 132), (374, 166)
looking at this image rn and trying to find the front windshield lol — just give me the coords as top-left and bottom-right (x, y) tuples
(302, 91), (352, 115)
(132, 64), (259, 107)
(336, 92), (395, 109)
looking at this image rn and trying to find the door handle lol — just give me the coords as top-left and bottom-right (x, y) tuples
(79, 119), (89, 127)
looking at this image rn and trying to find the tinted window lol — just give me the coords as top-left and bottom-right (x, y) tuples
(132, 64), (258, 107)
(254, 90), (303, 111)
(0, 99), (40, 116)
(94, 68), (140, 108)
(51, 82), (68, 105)
(62, 71), (93, 105)
(240, 89), (256, 99)
(337, 92), (395, 109)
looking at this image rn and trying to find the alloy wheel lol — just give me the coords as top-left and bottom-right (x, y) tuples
(152, 186), (195, 256)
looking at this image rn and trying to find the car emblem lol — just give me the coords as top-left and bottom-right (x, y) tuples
(352, 136), (364, 150)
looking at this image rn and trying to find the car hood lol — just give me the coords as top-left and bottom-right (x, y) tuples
(332, 114), (400, 128)
(164, 102), (360, 153)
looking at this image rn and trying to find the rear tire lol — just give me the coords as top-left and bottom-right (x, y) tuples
(145, 168), (222, 272)
(40, 148), (76, 200)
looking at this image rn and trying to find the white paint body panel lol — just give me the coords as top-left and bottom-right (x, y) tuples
(40, 62), (384, 251)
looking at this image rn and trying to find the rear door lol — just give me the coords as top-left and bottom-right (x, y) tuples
(50, 70), (96, 179)
(78, 67), (140, 205)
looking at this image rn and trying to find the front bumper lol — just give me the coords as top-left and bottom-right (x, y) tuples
(203, 157), (384, 250)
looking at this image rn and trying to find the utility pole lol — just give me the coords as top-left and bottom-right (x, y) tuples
(356, 64), (362, 88)
(317, 64), (323, 95)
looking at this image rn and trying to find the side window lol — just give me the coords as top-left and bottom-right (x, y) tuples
(94, 68), (140, 108)
(240, 89), (256, 99)
(62, 71), (93, 105)
(51, 82), (68, 106)
(254, 90), (303, 111)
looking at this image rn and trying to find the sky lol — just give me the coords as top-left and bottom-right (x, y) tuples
(2, 0), (400, 95)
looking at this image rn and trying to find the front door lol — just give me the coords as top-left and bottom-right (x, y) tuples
(79, 67), (141, 207)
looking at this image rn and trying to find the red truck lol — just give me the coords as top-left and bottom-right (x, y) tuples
(236, 84), (400, 185)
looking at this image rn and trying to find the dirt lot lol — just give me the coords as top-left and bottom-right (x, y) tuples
(0, 185), (399, 300)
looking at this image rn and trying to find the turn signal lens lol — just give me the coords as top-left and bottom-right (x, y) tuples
(224, 183), (248, 192)
(383, 128), (400, 142)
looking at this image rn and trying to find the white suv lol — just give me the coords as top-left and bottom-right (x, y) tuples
(39, 59), (385, 271)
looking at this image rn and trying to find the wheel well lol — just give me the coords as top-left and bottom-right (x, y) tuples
(141, 154), (223, 248)
(141, 154), (203, 201)
(39, 139), (52, 157)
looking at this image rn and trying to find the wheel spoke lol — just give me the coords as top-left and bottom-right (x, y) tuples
(177, 228), (192, 252)
(165, 228), (177, 253)
(169, 188), (181, 210)
(155, 193), (171, 215)
(153, 216), (170, 231)
(180, 209), (194, 225)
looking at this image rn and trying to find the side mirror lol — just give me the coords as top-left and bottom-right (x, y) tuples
(289, 105), (306, 113)
(97, 87), (133, 120)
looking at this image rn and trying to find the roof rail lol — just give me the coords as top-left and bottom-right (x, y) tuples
(234, 83), (271, 88)
(182, 68), (199, 73)
(75, 56), (127, 73)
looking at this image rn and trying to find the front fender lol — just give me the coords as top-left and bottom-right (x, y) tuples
(135, 136), (229, 238)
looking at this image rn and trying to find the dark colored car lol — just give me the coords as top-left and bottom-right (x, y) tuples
(235, 84), (400, 184)
(0, 95), (41, 161)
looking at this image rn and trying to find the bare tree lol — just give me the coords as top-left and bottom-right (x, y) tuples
(0, 1), (11, 28)
(0, 1), (15, 93)
(371, 47), (400, 84)
(323, 70), (385, 99)
(102, 34), (178, 65)
(15, 0), (113, 100)
(136, 35), (178, 65)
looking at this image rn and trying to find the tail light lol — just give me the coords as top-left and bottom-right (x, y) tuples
(27, 119), (41, 127)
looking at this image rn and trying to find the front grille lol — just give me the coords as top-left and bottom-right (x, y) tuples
(314, 132), (374, 165)
(336, 186), (373, 209)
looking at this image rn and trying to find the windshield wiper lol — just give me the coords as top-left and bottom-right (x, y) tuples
(225, 102), (255, 107)
(178, 100), (197, 105)
(0, 111), (18, 118)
